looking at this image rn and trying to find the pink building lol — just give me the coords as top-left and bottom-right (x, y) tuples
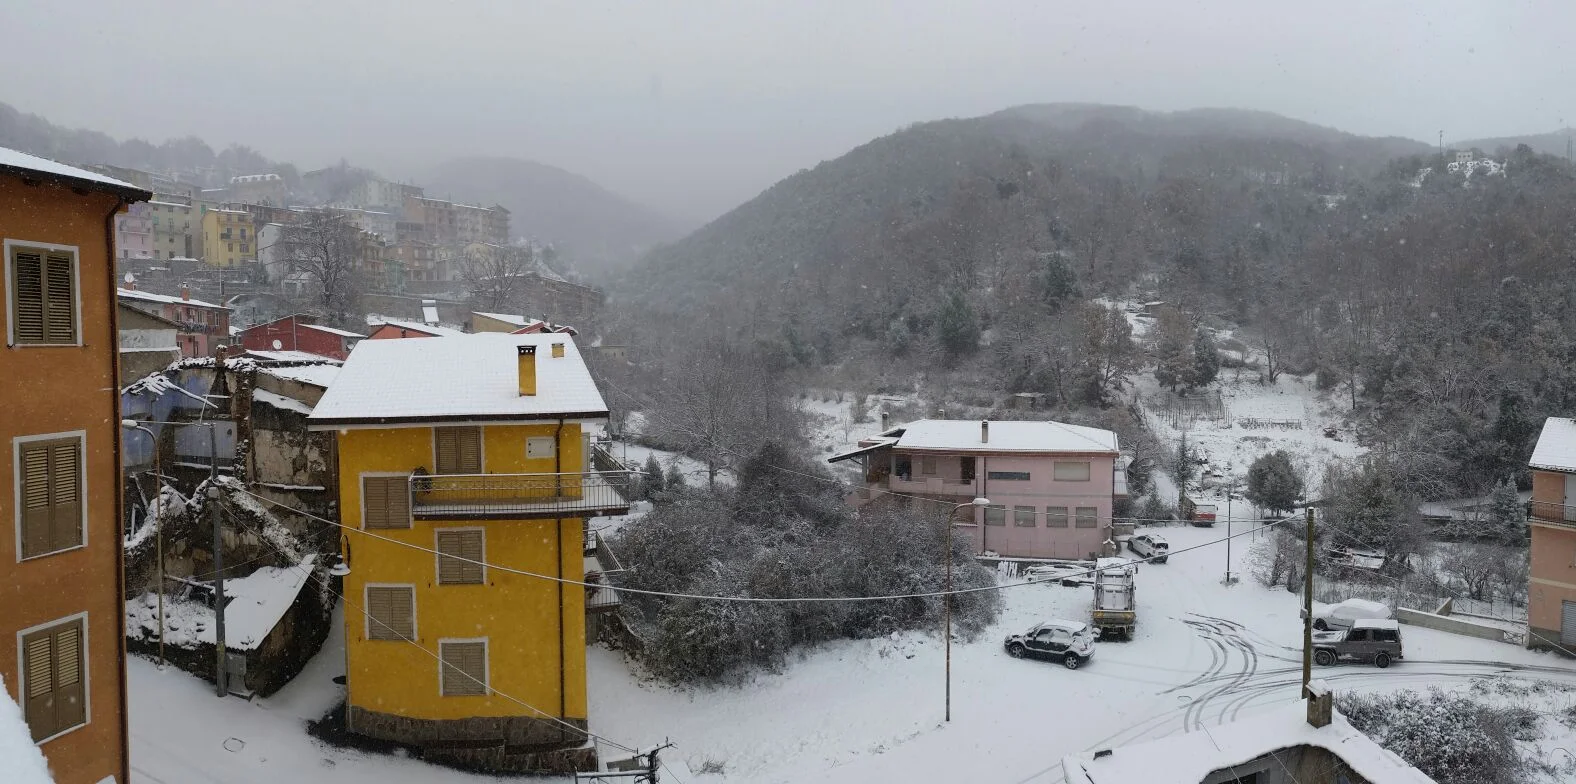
(116, 201), (154, 260)
(832, 419), (1126, 560)
(117, 285), (232, 357)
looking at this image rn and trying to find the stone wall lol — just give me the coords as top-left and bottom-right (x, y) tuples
(346, 706), (596, 773)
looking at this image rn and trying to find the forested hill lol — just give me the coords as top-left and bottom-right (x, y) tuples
(619, 104), (1428, 330)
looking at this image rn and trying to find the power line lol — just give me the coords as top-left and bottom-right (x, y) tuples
(213, 501), (645, 757)
(235, 486), (1298, 604)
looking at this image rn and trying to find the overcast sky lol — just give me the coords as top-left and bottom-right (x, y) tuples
(2, 0), (1568, 220)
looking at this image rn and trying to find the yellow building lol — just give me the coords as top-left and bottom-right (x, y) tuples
(307, 332), (625, 773)
(198, 206), (254, 267)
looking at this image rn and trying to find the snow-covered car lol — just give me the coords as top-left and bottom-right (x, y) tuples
(1003, 620), (1096, 669)
(1127, 534), (1169, 564)
(1314, 618), (1404, 668)
(1308, 598), (1392, 631)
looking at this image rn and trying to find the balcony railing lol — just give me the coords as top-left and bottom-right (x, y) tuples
(1531, 501), (1576, 527)
(411, 471), (632, 520)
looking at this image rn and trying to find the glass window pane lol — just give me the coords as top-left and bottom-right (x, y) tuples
(1054, 461), (1091, 481)
(1014, 506), (1035, 527)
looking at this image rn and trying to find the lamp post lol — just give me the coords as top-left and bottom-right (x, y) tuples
(945, 496), (990, 723)
(121, 419), (166, 669)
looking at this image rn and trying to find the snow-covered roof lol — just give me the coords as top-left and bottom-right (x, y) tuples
(0, 145), (148, 200)
(223, 555), (317, 650)
(243, 349), (334, 363)
(298, 323), (366, 339)
(369, 318), (467, 337)
(255, 362), (341, 389)
(0, 675), (51, 783)
(309, 332), (608, 427)
(473, 311), (535, 328)
(118, 287), (228, 310)
(1353, 618), (1400, 631)
(1063, 702), (1436, 784)
(890, 419), (1119, 454)
(1530, 417), (1576, 473)
(253, 388), (314, 416)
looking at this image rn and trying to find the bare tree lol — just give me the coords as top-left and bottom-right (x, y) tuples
(278, 211), (364, 329)
(457, 243), (536, 314)
(1078, 301), (1137, 404)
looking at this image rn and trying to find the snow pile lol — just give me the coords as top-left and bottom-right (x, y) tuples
(0, 675), (52, 783)
(125, 556), (316, 651)
(124, 483), (189, 556)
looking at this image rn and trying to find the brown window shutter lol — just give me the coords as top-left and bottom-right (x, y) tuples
(50, 441), (83, 552)
(11, 250), (45, 344)
(22, 630), (55, 740)
(19, 443), (52, 558)
(365, 587), (393, 639)
(384, 476), (411, 528)
(459, 531), (484, 582)
(440, 641), (487, 696)
(366, 586), (413, 640)
(435, 428), (457, 474)
(390, 587), (414, 639)
(52, 621), (85, 732)
(437, 530), (484, 584)
(43, 252), (76, 344)
(457, 427), (481, 473)
(363, 476), (387, 529)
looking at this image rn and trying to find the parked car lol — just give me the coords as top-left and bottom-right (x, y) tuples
(1308, 598), (1392, 631)
(1128, 534), (1169, 564)
(1003, 620), (1096, 669)
(1313, 619), (1403, 668)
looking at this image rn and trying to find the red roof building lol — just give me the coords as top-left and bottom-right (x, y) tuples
(237, 314), (366, 360)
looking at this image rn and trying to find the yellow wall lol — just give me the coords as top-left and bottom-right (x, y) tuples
(336, 422), (588, 722)
(199, 209), (253, 268)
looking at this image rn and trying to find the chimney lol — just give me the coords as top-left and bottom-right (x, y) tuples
(880, 411), (890, 430)
(1306, 680), (1333, 728)
(981, 421), (990, 443)
(551, 342), (565, 358)
(517, 345), (537, 396)
(180, 282), (190, 301)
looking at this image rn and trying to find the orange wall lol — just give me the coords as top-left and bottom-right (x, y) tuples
(0, 175), (129, 783)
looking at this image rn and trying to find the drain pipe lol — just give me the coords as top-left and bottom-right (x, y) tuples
(105, 196), (134, 784)
(554, 419), (567, 735)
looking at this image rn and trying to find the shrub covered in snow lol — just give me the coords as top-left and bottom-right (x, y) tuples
(613, 442), (1001, 682)
(1336, 688), (1525, 784)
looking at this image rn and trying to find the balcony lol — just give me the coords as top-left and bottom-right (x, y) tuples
(411, 471), (632, 520)
(1531, 500), (1576, 530)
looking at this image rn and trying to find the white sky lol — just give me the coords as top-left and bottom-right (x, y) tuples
(2, 0), (1568, 220)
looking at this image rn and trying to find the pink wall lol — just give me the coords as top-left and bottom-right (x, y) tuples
(117, 202), (154, 259)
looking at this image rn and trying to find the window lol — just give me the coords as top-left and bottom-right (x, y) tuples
(526, 436), (556, 460)
(1075, 507), (1098, 528)
(1053, 461), (1091, 481)
(984, 506), (1006, 526)
(16, 435), (84, 559)
(362, 475), (411, 529)
(987, 471), (1030, 481)
(439, 639), (488, 696)
(434, 426), (481, 473)
(1014, 506), (1036, 527)
(960, 456), (976, 482)
(1347, 629), (1368, 642)
(7, 242), (78, 345)
(19, 615), (86, 741)
(364, 585), (415, 640)
(920, 456), (937, 475)
(1373, 629), (1399, 642)
(1046, 506), (1069, 527)
(436, 529), (484, 584)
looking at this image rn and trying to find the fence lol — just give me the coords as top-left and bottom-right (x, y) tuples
(1147, 391), (1228, 429)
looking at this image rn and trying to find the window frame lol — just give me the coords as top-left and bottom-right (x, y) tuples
(363, 583), (417, 641)
(432, 426), (484, 475)
(359, 472), (412, 530)
(1074, 506), (1099, 528)
(13, 431), (87, 562)
(1053, 461), (1092, 482)
(1013, 505), (1037, 527)
(984, 506), (1007, 526)
(4, 239), (83, 348)
(1046, 506), (1069, 528)
(437, 637), (489, 697)
(434, 527), (486, 585)
(15, 611), (90, 745)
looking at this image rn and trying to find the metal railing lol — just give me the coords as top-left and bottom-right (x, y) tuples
(1530, 500), (1576, 526)
(410, 471), (633, 519)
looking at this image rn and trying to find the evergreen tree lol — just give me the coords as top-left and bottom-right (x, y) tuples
(665, 463), (688, 493)
(1174, 433), (1197, 491)
(1485, 476), (1527, 544)
(641, 454), (665, 500)
(1192, 330), (1220, 388)
(1491, 390), (1536, 472)
(1039, 255), (1081, 311)
(936, 293), (981, 359)
(1245, 450), (1303, 514)
(1152, 306), (1196, 391)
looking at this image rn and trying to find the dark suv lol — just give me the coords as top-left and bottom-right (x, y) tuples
(1313, 618), (1404, 668)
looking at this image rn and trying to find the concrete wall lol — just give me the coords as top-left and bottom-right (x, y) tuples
(1396, 607), (1515, 643)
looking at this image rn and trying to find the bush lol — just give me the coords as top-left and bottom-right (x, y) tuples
(1336, 689), (1526, 784)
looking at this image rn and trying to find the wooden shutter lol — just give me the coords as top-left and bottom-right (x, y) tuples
(366, 586), (414, 640)
(439, 641), (487, 696)
(19, 443), (52, 558)
(21, 618), (85, 741)
(50, 441), (83, 551)
(384, 477), (410, 528)
(12, 249), (45, 344)
(436, 529), (484, 584)
(363, 476), (410, 529)
(43, 252), (76, 343)
(435, 427), (481, 474)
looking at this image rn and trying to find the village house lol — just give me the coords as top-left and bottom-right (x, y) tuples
(1528, 416), (1576, 653)
(147, 198), (197, 260)
(114, 201), (155, 260)
(117, 302), (182, 385)
(307, 332), (630, 773)
(198, 206), (255, 268)
(831, 419), (1125, 560)
(237, 314), (366, 360)
(365, 318), (468, 339)
(0, 145), (152, 784)
(471, 310), (578, 336)
(118, 284), (231, 357)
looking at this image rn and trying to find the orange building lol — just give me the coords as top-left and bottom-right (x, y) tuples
(1529, 417), (1576, 653)
(0, 147), (151, 782)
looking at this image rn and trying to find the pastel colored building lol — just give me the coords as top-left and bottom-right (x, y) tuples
(0, 145), (152, 784)
(198, 206), (254, 268)
(114, 202), (154, 260)
(117, 286), (231, 357)
(1529, 416), (1576, 653)
(832, 419), (1126, 560)
(148, 199), (197, 260)
(307, 332), (629, 773)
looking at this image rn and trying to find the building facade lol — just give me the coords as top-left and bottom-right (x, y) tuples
(198, 207), (255, 268)
(148, 198), (197, 260)
(115, 202), (154, 261)
(1529, 417), (1576, 654)
(118, 286), (232, 357)
(237, 314), (365, 360)
(228, 174), (286, 205)
(832, 420), (1125, 560)
(0, 145), (152, 784)
(308, 333), (627, 773)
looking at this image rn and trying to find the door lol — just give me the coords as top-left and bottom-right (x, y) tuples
(1562, 601), (1576, 646)
(1343, 628), (1370, 661)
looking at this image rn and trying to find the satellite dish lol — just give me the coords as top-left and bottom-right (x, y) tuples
(271, 339), (283, 350)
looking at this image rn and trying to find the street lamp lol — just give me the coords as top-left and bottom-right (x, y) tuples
(945, 496), (990, 723)
(121, 419), (167, 669)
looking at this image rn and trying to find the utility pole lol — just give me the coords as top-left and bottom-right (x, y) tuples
(1301, 506), (1315, 699)
(1223, 475), (1236, 585)
(207, 424), (227, 698)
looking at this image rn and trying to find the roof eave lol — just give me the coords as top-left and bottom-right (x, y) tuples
(307, 409), (610, 430)
(0, 163), (151, 202)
